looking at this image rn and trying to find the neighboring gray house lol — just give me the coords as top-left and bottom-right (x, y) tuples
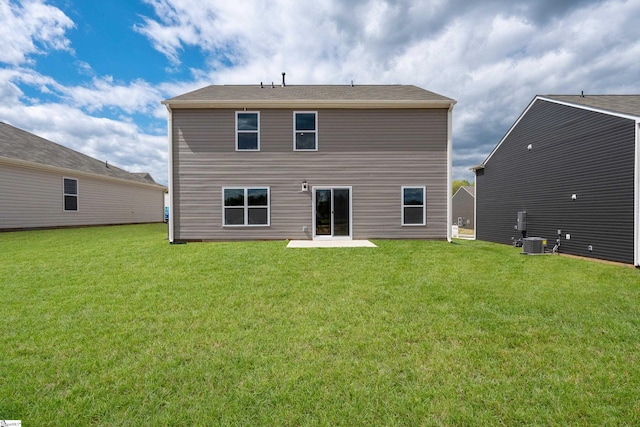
(452, 185), (475, 229)
(0, 122), (166, 230)
(473, 95), (640, 266)
(162, 83), (456, 242)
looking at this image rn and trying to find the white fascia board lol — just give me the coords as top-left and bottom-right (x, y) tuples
(463, 186), (475, 197)
(479, 95), (640, 169)
(161, 99), (456, 110)
(453, 186), (474, 198)
(538, 96), (640, 122)
(452, 186), (468, 199)
(480, 96), (539, 168)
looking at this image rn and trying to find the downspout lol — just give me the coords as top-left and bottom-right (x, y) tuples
(166, 104), (175, 243)
(447, 104), (454, 243)
(635, 121), (640, 266)
(473, 172), (477, 241)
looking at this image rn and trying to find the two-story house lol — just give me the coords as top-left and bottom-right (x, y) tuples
(473, 95), (640, 266)
(162, 83), (456, 243)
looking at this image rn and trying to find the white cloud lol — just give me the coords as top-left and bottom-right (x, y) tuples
(1, 66), (164, 116)
(3, 0), (640, 186)
(0, 1), (169, 183)
(0, 0), (74, 65)
(0, 100), (168, 184)
(61, 76), (164, 114)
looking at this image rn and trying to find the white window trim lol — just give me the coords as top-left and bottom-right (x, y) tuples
(222, 186), (270, 227)
(235, 111), (260, 151)
(293, 111), (318, 151)
(63, 177), (79, 212)
(401, 185), (426, 226)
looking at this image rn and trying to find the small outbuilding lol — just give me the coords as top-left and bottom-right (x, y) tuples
(473, 95), (640, 266)
(0, 121), (166, 230)
(452, 185), (475, 230)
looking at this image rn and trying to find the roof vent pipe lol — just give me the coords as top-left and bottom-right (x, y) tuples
(581, 90), (585, 97)
(282, 72), (286, 87)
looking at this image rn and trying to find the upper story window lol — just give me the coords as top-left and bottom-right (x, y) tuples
(294, 111), (317, 151)
(402, 186), (426, 226)
(63, 177), (78, 211)
(236, 112), (260, 151)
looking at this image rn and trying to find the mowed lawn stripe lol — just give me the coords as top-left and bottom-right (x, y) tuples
(1, 224), (639, 425)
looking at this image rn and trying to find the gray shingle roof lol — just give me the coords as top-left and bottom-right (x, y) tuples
(0, 121), (161, 186)
(163, 84), (455, 105)
(543, 95), (640, 118)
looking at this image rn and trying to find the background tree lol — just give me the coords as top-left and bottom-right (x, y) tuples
(452, 179), (473, 195)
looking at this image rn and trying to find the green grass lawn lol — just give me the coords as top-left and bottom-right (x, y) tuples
(1, 224), (639, 426)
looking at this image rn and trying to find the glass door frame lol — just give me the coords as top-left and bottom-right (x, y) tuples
(312, 186), (353, 240)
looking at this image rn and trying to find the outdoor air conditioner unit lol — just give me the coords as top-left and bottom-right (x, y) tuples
(522, 237), (546, 255)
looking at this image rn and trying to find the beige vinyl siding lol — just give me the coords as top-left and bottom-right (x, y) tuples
(172, 108), (448, 153)
(1, 161), (164, 230)
(172, 108), (449, 240)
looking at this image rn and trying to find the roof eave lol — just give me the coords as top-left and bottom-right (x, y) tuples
(161, 99), (456, 109)
(0, 156), (167, 190)
(538, 96), (640, 121)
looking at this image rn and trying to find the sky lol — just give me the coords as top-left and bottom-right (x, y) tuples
(2, 0), (640, 186)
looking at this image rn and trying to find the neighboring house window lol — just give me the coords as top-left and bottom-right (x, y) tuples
(63, 178), (78, 211)
(223, 187), (270, 226)
(236, 112), (260, 150)
(402, 186), (426, 225)
(294, 111), (317, 151)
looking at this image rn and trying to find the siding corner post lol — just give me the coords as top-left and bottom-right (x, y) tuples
(447, 104), (454, 242)
(166, 104), (175, 243)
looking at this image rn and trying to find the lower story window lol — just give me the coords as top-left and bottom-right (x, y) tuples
(402, 186), (425, 225)
(63, 177), (78, 211)
(223, 187), (270, 226)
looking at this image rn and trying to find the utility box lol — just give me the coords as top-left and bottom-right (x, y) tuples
(517, 211), (527, 231)
(522, 237), (546, 255)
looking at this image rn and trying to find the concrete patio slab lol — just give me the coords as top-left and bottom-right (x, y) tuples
(286, 240), (377, 248)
